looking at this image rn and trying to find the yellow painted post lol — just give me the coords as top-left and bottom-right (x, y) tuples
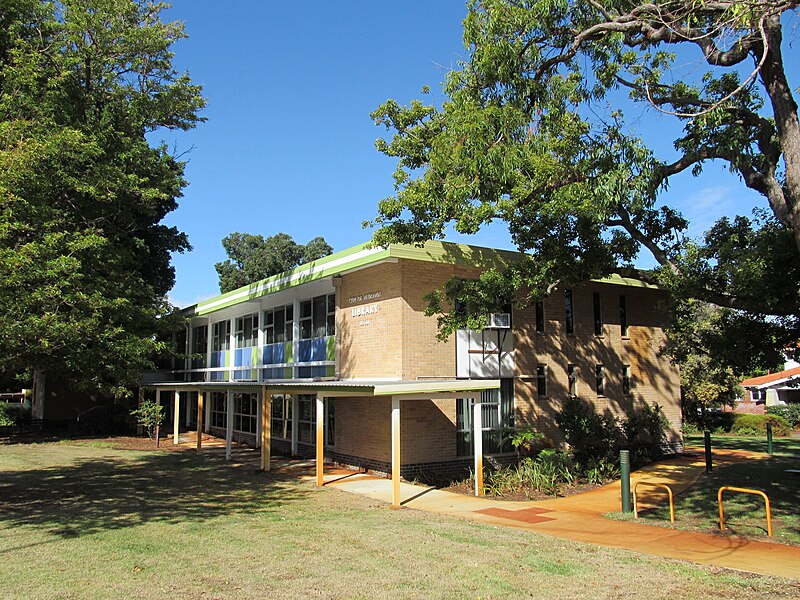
(173, 390), (181, 445)
(196, 392), (204, 450)
(391, 396), (401, 507)
(473, 397), (483, 496)
(315, 394), (324, 486)
(261, 388), (272, 472)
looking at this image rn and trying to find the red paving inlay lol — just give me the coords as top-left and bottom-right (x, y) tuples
(474, 506), (556, 525)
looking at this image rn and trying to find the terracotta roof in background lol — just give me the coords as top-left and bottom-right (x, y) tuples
(741, 366), (800, 387)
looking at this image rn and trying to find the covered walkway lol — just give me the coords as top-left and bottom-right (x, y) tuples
(314, 449), (800, 579)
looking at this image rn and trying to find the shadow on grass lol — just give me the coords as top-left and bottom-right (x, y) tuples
(685, 434), (800, 458)
(640, 455), (800, 541)
(0, 447), (308, 543)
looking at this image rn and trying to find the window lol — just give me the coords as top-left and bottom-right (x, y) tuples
(212, 320), (231, 352)
(567, 364), (577, 396)
(565, 289), (574, 334)
(620, 295), (628, 337)
(751, 389), (766, 402)
(536, 364), (548, 397)
(535, 301), (544, 333)
(192, 325), (208, 354)
(271, 394), (292, 440)
(595, 365), (605, 396)
(235, 313), (258, 347)
(300, 294), (335, 339)
(233, 392), (257, 433)
(264, 304), (293, 344)
(210, 392), (227, 428)
(456, 379), (514, 456)
(593, 292), (602, 335)
(622, 365), (631, 395)
(297, 394), (316, 443)
(325, 399), (335, 447)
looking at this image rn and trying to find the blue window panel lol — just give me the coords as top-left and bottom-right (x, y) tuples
(298, 339), (312, 362)
(311, 338), (327, 362)
(261, 367), (282, 380)
(210, 351), (224, 368)
(297, 365), (328, 378)
(211, 370), (225, 382)
(262, 343), (285, 365)
(234, 348), (252, 368)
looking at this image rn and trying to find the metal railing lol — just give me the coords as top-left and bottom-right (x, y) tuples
(718, 486), (773, 537)
(633, 481), (675, 523)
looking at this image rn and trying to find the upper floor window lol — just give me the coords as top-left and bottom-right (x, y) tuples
(264, 304), (293, 344)
(595, 365), (605, 396)
(536, 364), (548, 397)
(620, 295), (628, 337)
(212, 320), (231, 352)
(300, 294), (335, 339)
(192, 324), (208, 355)
(623, 365), (631, 395)
(567, 364), (577, 396)
(593, 292), (602, 336)
(235, 313), (258, 347)
(564, 289), (574, 334)
(535, 301), (545, 333)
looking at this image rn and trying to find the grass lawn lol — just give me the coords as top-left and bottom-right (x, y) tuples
(1, 441), (798, 599)
(627, 435), (800, 546)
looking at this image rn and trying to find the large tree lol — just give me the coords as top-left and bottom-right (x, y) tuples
(369, 0), (799, 373)
(215, 233), (333, 293)
(0, 0), (205, 396)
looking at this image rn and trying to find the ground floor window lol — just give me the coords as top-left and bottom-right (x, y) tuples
(271, 394), (292, 440)
(456, 378), (514, 456)
(298, 394), (315, 444)
(211, 392), (226, 428)
(234, 392), (257, 434)
(325, 399), (335, 447)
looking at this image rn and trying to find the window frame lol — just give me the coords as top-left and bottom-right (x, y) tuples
(567, 364), (578, 397)
(536, 364), (548, 398)
(235, 313), (259, 348)
(456, 379), (515, 457)
(210, 392), (227, 428)
(233, 392), (257, 434)
(595, 365), (605, 396)
(211, 320), (231, 352)
(620, 295), (629, 338)
(622, 365), (631, 395)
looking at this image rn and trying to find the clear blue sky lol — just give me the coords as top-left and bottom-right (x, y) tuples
(158, 1), (797, 307)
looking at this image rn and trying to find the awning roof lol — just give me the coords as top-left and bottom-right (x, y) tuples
(145, 379), (500, 397)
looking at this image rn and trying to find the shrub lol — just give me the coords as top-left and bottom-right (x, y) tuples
(0, 403), (29, 426)
(766, 404), (800, 428)
(730, 413), (792, 437)
(556, 397), (624, 451)
(623, 402), (669, 446)
(130, 400), (164, 438)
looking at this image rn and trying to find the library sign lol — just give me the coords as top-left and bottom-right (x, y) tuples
(348, 291), (382, 327)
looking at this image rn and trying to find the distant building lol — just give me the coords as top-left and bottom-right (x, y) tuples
(143, 240), (682, 484)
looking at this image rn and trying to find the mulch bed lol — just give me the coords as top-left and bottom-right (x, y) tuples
(0, 432), (191, 452)
(443, 479), (603, 501)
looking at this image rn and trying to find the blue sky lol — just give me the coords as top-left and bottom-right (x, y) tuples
(158, 1), (798, 307)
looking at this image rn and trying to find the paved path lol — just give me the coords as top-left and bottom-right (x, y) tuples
(315, 449), (799, 580)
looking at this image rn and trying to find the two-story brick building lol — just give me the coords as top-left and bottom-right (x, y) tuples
(144, 240), (681, 505)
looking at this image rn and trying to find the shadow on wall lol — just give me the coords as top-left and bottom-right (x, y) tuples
(0, 448), (306, 541)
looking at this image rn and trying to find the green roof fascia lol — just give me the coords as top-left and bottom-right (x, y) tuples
(187, 242), (389, 316)
(183, 239), (660, 317)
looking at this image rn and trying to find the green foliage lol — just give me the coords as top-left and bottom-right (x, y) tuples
(557, 396), (669, 451)
(215, 233), (333, 293)
(130, 399), (164, 438)
(0, 403), (26, 426)
(766, 404), (800, 428)
(368, 0), (800, 364)
(0, 0), (205, 396)
(730, 414), (792, 437)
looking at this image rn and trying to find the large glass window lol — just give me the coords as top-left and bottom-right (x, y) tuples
(456, 379), (514, 456)
(235, 313), (258, 347)
(212, 320), (231, 352)
(192, 325), (208, 354)
(271, 394), (292, 440)
(211, 392), (227, 428)
(298, 394), (315, 443)
(233, 392), (257, 433)
(564, 289), (574, 334)
(300, 294), (335, 340)
(264, 304), (293, 344)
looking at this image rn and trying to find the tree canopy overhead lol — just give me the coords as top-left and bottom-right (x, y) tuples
(369, 0), (800, 364)
(215, 233), (333, 293)
(0, 0), (205, 396)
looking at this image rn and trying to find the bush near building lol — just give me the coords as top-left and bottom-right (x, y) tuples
(766, 405), (800, 429)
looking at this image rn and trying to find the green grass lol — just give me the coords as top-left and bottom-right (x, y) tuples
(624, 445), (800, 546)
(685, 433), (800, 457)
(1, 441), (799, 599)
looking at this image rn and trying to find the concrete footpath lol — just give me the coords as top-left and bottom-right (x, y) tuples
(313, 449), (799, 580)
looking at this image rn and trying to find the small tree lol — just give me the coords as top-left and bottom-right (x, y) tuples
(131, 400), (164, 439)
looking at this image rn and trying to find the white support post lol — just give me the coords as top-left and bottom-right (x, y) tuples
(226, 389), (234, 461)
(292, 299), (300, 379)
(473, 396), (483, 497)
(391, 396), (401, 507)
(315, 393), (325, 486)
(173, 390), (180, 445)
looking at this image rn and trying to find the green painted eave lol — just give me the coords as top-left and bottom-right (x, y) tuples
(182, 240), (659, 317)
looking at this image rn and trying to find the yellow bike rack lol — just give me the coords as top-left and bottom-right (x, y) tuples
(718, 486), (772, 537)
(633, 481), (675, 523)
